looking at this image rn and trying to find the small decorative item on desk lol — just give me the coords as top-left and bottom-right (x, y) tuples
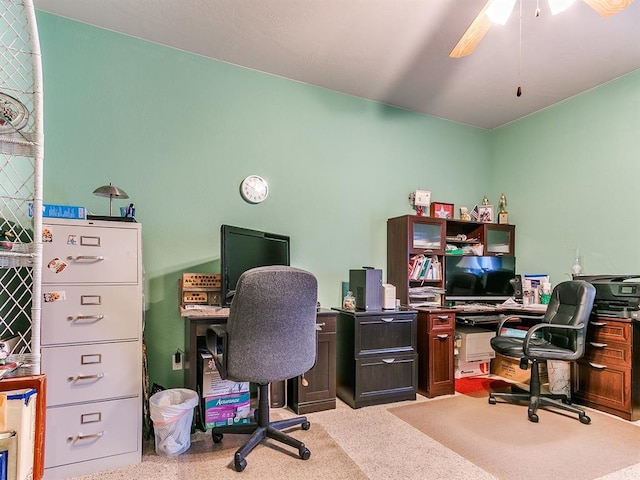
(430, 202), (454, 219)
(482, 196), (490, 206)
(478, 204), (494, 223)
(497, 193), (508, 224)
(343, 291), (356, 311)
(459, 206), (470, 221)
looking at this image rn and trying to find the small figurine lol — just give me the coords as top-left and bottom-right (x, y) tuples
(460, 206), (470, 221)
(499, 193), (507, 213)
(482, 196), (489, 206)
(125, 203), (135, 218)
(498, 193), (509, 224)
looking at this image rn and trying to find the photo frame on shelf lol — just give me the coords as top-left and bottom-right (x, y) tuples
(430, 202), (454, 219)
(478, 205), (494, 223)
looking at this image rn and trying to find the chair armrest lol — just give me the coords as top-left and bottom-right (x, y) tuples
(494, 315), (523, 336)
(522, 322), (585, 355)
(206, 325), (229, 379)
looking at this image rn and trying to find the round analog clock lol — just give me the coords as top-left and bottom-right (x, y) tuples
(239, 175), (269, 204)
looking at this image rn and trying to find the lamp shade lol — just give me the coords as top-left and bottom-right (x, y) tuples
(93, 183), (129, 215)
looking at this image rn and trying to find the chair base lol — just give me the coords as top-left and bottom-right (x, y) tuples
(211, 383), (311, 472)
(488, 358), (591, 424)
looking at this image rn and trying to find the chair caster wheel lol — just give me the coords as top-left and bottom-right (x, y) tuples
(579, 414), (591, 424)
(488, 396), (497, 405)
(528, 413), (539, 423)
(301, 421), (311, 430)
(299, 446), (311, 460)
(212, 433), (223, 443)
(234, 455), (247, 472)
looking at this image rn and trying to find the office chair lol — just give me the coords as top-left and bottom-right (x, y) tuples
(206, 265), (318, 472)
(488, 280), (595, 423)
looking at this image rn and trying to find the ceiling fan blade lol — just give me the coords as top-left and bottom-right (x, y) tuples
(581, 0), (634, 17)
(450, 1), (493, 58)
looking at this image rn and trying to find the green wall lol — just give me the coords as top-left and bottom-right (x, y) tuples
(491, 69), (640, 285)
(36, 12), (491, 388)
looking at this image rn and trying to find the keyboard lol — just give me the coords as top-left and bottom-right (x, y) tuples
(457, 314), (504, 324)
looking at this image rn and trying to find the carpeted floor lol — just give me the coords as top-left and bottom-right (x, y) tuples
(389, 394), (640, 480)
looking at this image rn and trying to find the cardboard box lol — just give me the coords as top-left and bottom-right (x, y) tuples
(0, 388), (36, 480)
(200, 352), (249, 398)
(28, 203), (86, 219)
(455, 359), (491, 378)
(203, 392), (251, 429)
(491, 353), (548, 385)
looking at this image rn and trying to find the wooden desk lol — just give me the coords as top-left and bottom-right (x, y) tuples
(0, 374), (46, 480)
(181, 307), (337, 417)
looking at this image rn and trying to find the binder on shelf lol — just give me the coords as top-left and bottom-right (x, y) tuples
(0, 430), (17, 480)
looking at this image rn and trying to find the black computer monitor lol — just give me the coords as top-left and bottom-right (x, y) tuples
(220, 224), (290, 306)
(444, 255), (516, 303)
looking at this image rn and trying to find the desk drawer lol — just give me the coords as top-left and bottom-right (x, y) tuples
(574, 359), (631, 413)
(587, 318), (631, 344)
(41, 285), (141, 345)
(45, 397), (140, 468)
(354, 312), (416, 356)
(427, 312), (455, 332)
(584, 341), (631, 368)
(42, 341), (141, 406)
(354, 353), (417, 401)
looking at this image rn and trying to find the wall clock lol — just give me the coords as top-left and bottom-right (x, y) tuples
(240, 175), (269, 204)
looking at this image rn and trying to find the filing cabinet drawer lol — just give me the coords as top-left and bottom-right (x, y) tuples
(354, 353), (417, 402)
(41, 285), (141, 345)
(41, 341), (141, 406)
(354, 312), (416, 356)
(45, 397), (140, 468)
(574, 359), (631, 414)
(583, 341), (631, 368)
(42, 221), (139, 284)
(587, 318), (631, 344)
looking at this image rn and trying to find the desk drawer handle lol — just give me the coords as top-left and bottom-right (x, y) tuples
(588, 362), (607, 370)
(590, 322), (607, 327)
(67, 255), (105, 262)
(381, 358), (396, 364)
(67, 373), (105, 382)
(436, 316), (449, 321)
(589, 342), (607, 348)
(437, 334), (449, 339)
(315, 322), (325, 331)
(67, 314), (104, 323)
(67, 431), (104, 442)
(381, 317), (395, 323)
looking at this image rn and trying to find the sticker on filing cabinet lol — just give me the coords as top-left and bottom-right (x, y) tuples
(42, 228), (52, 242)
(43, 290), (65, 302)
(67, 234), (77, 245)
(47, 257), (67, 274)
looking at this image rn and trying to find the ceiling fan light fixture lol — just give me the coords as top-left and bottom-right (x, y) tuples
(485, 0), (517, 25)
(548, 0), (576, 15)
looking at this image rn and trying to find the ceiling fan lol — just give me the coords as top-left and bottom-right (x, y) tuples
(450, 0), (634, 58)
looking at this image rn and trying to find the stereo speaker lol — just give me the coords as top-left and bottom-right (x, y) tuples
(510, 274), (523, 303)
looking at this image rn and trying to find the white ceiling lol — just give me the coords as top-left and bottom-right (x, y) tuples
(33, 0), (640, 130)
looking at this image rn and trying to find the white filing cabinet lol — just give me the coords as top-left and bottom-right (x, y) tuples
(40, 218), (142, 479)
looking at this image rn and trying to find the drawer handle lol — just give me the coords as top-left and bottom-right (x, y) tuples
(590, 321), (607, 327)
(315, 322), (326, 331)
(67, 255), (105, 262)
(67, 373), (105, 382)
(589, 342), (607, 348)
(67, 431), (104, 442)
(436, 315), (449, 321)
(67, 314), (104, 323)
(381, 317), (395, 323)
(381, 358), (396, 364)
(437, 334), (449, 339)
(588, 362), (607, 370)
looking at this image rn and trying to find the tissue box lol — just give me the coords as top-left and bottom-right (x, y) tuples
(28, 203), (86, 219)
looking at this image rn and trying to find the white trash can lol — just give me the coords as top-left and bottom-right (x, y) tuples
(547, 360), (571, 398)
(149, 388), (199, 456)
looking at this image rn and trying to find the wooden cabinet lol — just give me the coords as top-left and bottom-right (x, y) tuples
(387, 215), (516, 306)
(40, 219), (143, 479)
(335, 309), (417, 408)
(417, 310), (456, 398)
(287, 309), (337, 414)
(573, 316), (640, 420)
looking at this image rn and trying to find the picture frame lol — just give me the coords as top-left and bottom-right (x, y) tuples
(478, 205), (494, 223)
(430, 202), (454, 219)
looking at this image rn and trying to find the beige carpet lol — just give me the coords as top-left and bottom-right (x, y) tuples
(70, 422), (367, 480)
(389, 394), (640, 480)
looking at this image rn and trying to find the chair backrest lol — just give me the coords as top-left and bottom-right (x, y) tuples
(540, 280), (596, 357)
(224, 265), (318, 384)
